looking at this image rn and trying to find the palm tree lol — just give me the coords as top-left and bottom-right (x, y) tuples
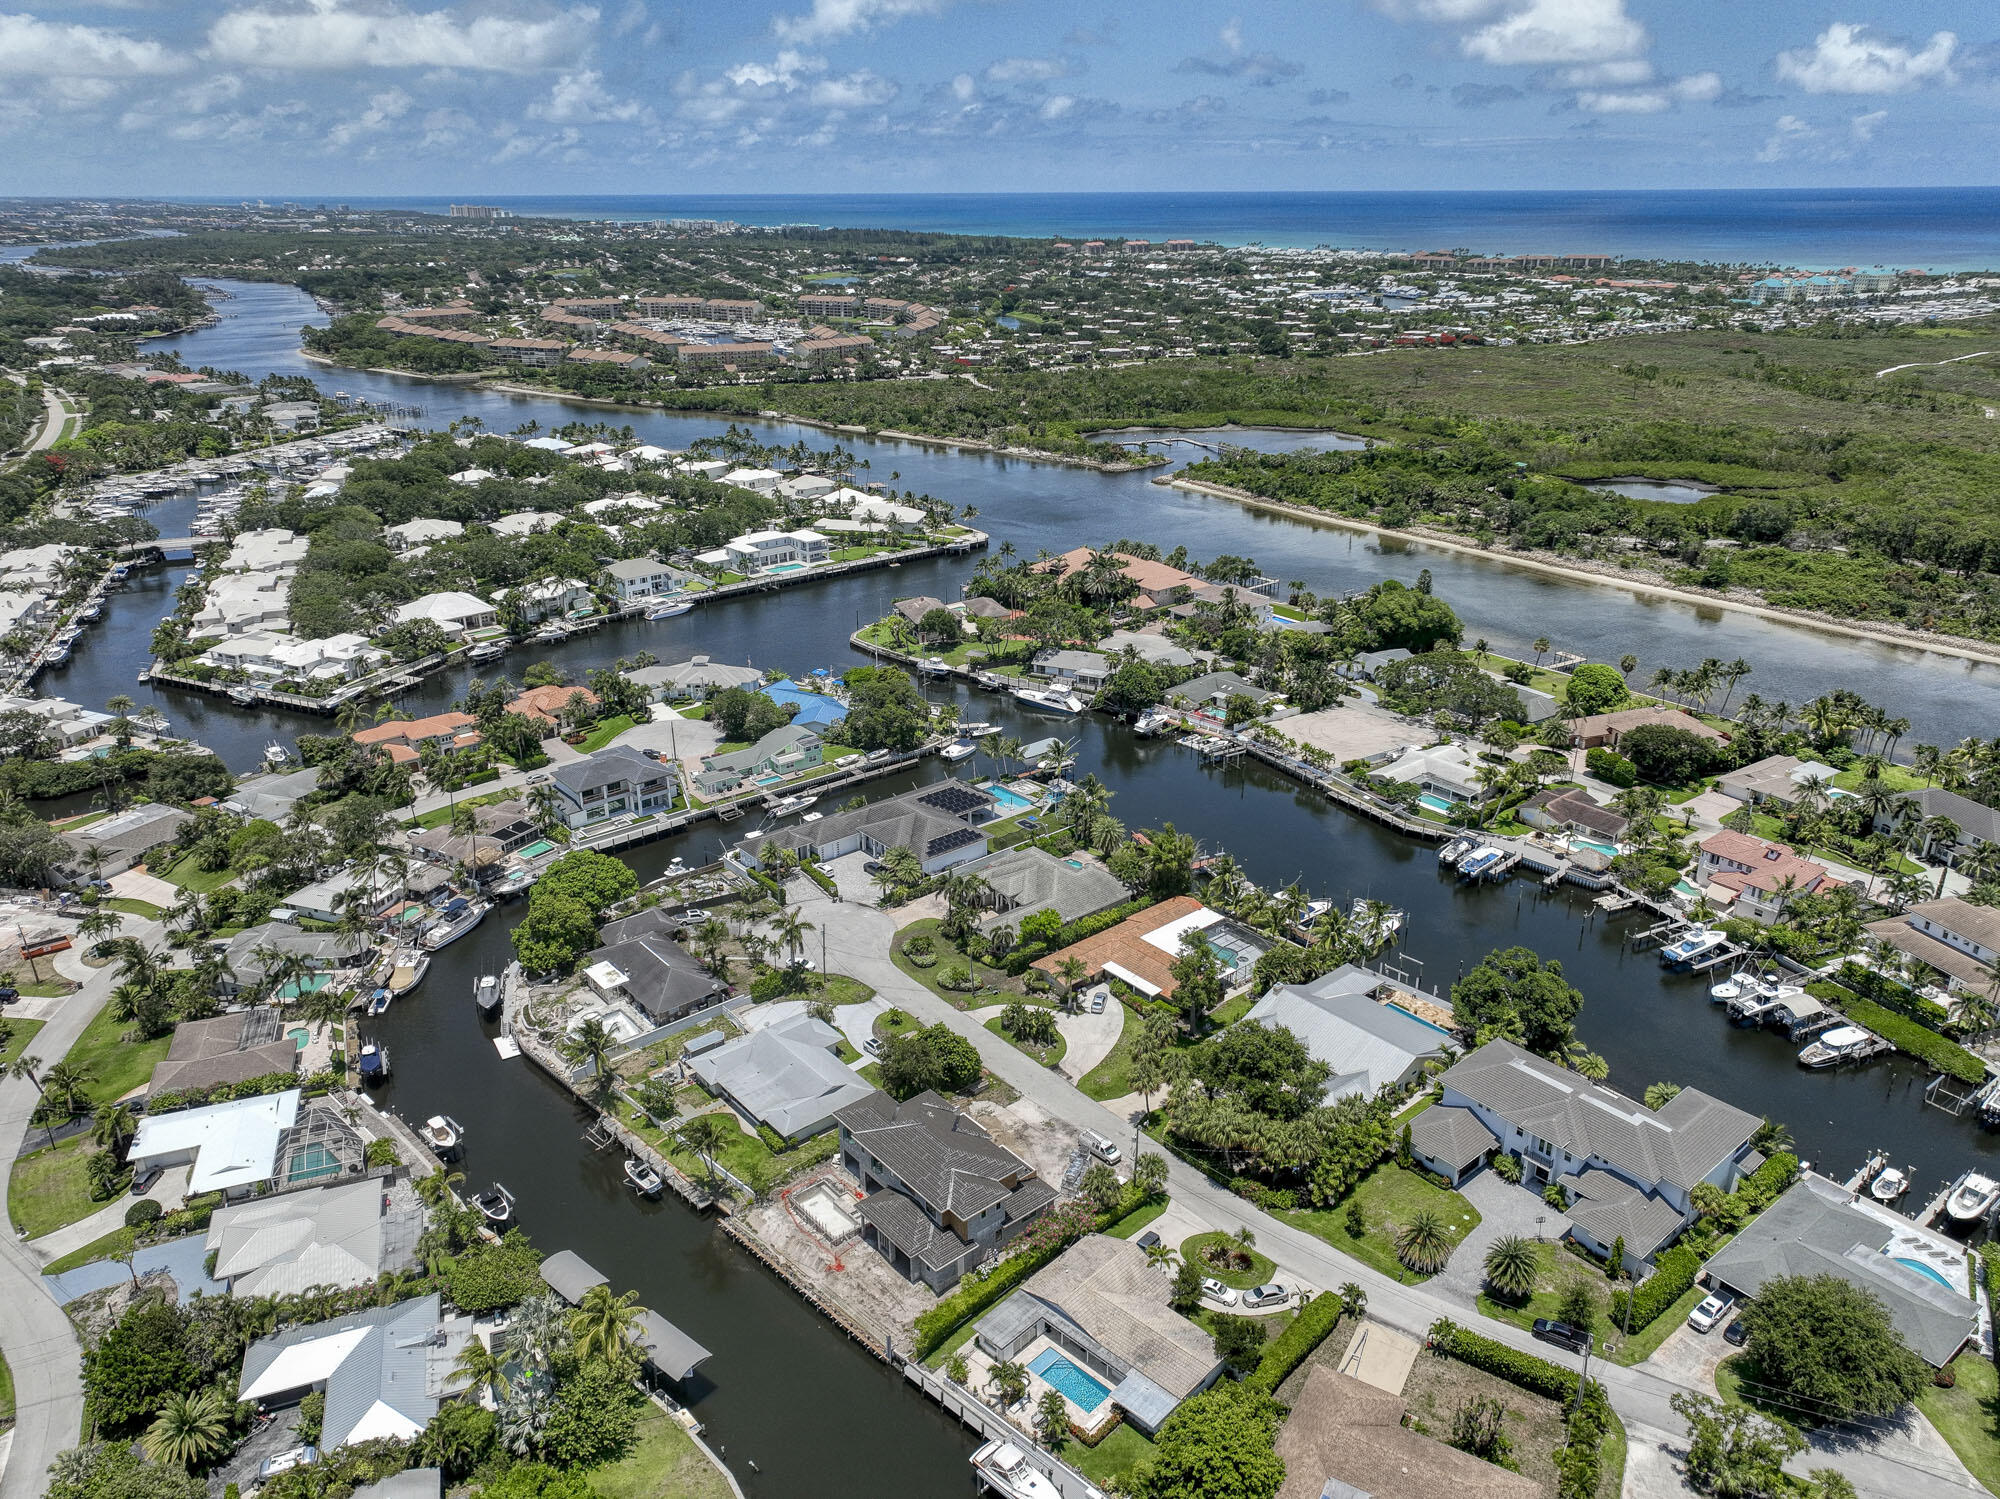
(1530, 637), (1550, 668)
(772, 907), (816, 965)
(75, 907), (122, 958)
(1337, 1282), (1368, 1319)
(562, 1016), (618, 1096)
(1143, 1242), (1178, 1272)
(143, 1388), (234, 1470)
(7, 1055), (59, 1145)
(1482, 1235), (1540, 1300)
(571, 1284), (645, 1370)
(452, 1339), (512, 1398)
(677, 1112), (735, 1190)
(39, 1059), (94, 1118)
(1394, 1210), (1454, 1274)
(1644, 1080), (1683, 1110)
(987, 1359), (1029, 1409)
(91, 1101), (135, 1156)
(498, 1382), (553, 1457)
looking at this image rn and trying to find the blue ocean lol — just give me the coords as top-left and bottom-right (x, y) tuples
(207, 188), (2000, 269)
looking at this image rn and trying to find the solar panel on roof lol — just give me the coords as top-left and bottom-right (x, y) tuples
(919, 784), (990, 815)
(925, 827), (985, 857)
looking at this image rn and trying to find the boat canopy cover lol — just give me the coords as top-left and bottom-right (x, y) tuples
(538, 1249), (608, 1305)
(635, 1309), (712, 1382)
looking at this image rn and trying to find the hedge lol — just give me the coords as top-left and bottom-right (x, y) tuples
(1807, 984), (1985, 1084)
(1428, 1318), (1595, 1404)
(1002, 896), (1158, 974)
(1609, 1244), (1701, 1332)
(1247, 1291), (1343, 1393)
(1737, 1151), (1800, 1213)
(801, 862), (837, 897)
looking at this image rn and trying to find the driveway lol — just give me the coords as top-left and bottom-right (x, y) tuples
(1055, 997), (1124, 1084)
(29, 1166), (188, 1262)
(611, 711), (721, 775)
(1430, 1167), (1572, 1306)
(1642, 1321), (1729, 1393)
(109, 867), (177, 908)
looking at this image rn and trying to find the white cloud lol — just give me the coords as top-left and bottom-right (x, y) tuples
(771, 0), (944, 44)
(1776, 22), (1956, 94)
(1850, 107), (1887, 141)
(1039, 94), (1074, 119)
(419, 105), (476, 147)
(1554, 59), (1651, 87)
(950, 71), (975, 100)
(1671, 71), (1721, 102)
(1461, 0), (1647, 66)
(726, 50), (825, 89)
(810, 70), (895, 107)
(207, 1), (595, 73)
(326, 86), (410, 147)
(0, 11), (185, 76)
(1220, 16), (1243, 52)
(531, 68), (649, 123)
(1371, 0), (1509, 21)
(985, 56), (1073, 84)
(1755, 108), (1887, 162)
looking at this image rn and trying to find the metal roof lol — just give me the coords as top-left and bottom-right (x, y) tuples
(635, 1310), (712, 1383)
(539, 1250), (608, 1305)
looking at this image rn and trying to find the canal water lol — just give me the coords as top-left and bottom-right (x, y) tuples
(23, 268), (2000, 1486)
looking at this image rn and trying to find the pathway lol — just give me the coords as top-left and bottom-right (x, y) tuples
(27, 1167), (189, 1263)
(1875, 351), (1993, 378)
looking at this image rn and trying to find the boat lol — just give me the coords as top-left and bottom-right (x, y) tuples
(1946, 1171), (2000, 1226)
(356, 1041), (389, 1083)
(1457, 846), (1505, 880)
(1798, 1024), (1876, 1068)
(800, 810), (823, 823)
(939, 741), (977, 762)
(420, 897), (490, 951)
(474, 1183), (516, 1226)
(80, 601), (102, 621)
(422, 1115), (463, 1157)
(489, 868), (534, 900)
(264, 741), (292, 765)
(1708, 968), (1763, 1003)
(1010, 683), (1084, 714)
(624, 1158), (663, 1197)
(959, 721), (999, 737)
(364, 988), (392, 1017)
(1349, 898), (1405, 937)
(1660, 928), (1730, 967)
(970, 1439), (1062, 1499)
(386, 949), (430, 995)
(468, 641), (506, 663)
(474, 974), (501, 1016)
(1437, 835), (1475, 868)
(532, 625), (566, 643)
(646, 600), (693, 620)
(46, 640), (70, 664)
(1870, 1165), (1910, 1203)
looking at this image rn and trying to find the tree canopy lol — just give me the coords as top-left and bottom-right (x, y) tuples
(1135, 1382), (1286, 1499)
(1737, 1273), (1930, 1421)
(1450, 946), (1586, 1055)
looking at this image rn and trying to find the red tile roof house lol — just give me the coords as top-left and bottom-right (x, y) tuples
(1696, 831), (1840, 924)
(508, 684), (599, 730)
(352, 712), (483, 766)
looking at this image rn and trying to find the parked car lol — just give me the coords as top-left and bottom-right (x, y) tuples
(1687, 1293), (1734, 1334)
(1201, 1278), (1239, 1306)
(0, 985), (17, 1005)
(1133, 1230), (1162, 1253)
(1087, 986), (1108, 1014)
(129, 1165), (163, 1196)
(1244, 1283), (1291, 1309)
(1723, 1318), (1749, 1347)
(863, 860), (887, 876)
(863, 1037), (885, 1058)
(258, 1448), (319, 1480)
(1531, 1318), (1590, 1355)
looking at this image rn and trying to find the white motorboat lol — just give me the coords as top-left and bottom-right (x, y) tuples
(386, 949), (430, 995)
(474, 974), (501, 1015)
(624, 1158), (663, 1197)
(970, 1440), (1062, 1499)
(264, 741), (292, 765)
(1870, 1165), (1910, 1203)
(469, 641), (506, 663)
(228, 685), (257, 704)
(474, 1183), (516, 1226)
(939, 741), (977, 762)
(646, 600), (693, 620)
(1010, 684), (1084, 714)
(1350, 898), (1405, 937)
(422, 1115), (463, 1156)
(1660, 928), (1730, 967)
(1946, 1171), (2000, 1226)
(421, 897), (491, 951)
(1798, 1024), (1876, 1068)
(1437, 835), (1475, 867)
(364, 989), (392, 1017)
(918, 656), (951, 676)
(959, 721), (999, 737)
(1457, 846), (1505, 880)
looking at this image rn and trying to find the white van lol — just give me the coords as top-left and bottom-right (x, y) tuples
(1081, 1130), (1121, 1164)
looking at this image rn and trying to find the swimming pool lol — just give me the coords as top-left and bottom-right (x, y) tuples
(987, 785), (1036, 814)
(285, 1143), (343, 1185)
(519, 839), (557, 859)
(1570, 836), (1620, 859)
(1417, 793), (1458, 815)
(275, 974), (331, 1001)
(1895, 1256), (1956, 1289)
(766, 562), (808, 573)
(1028, 1348), (1110, 1412)
(287, 1026), (310, 1050)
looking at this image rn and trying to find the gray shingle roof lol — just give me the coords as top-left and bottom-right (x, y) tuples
(1000, 1235), (1221, 1400)
(836, 1090), (1039, 1222)
(1563, 1168), (1688, 1257)
(1704, 1174), (1978, 1366)
(1900, 787), (2000, 843)
(584, 933), (728, 1022)
(1437, 1040), (1758, 1194)
(767, 784), (993, 866)
(972, 847), (1130, 934)
(1409, 1105), (1499, 1173)
(237, 1294), (472, 1449)
(689, 1012), (875, 1138)
(1246, 968), (1452, 1104)
(551, 744), (669, 795)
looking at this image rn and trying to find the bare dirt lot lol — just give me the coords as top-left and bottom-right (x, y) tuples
(1281, 700), (1423, 763)
(974, 1094), (1086, 1187)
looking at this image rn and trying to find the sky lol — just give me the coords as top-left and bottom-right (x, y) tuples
(0, 1), (1995, 195)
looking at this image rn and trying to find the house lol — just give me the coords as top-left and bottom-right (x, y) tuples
(1245, 965), (1454, 1104)
(832, 492), (926, 526)
(0, 692), (112, 749)
(263, 401), (320, 431)
(507, 683), (598, 729)
(127, 1089), (302, 1199)
(1376, 743), (1485, 805)
(1696, 832), (1838, 924)
(1518, 787), (1629, 844)
(148, 1010), (302, 1097)
(708, 529), (832, 573)
(1096, 631), (1203, 670)
(280, 867), (404, 925)
(382, 518), (464, 552)
(968, 847), (1129, 936)
(835, 1090), (1057, 1291)
(892, 595), (949, 626)
(960, 596), (1015, 621)
(1034, 548), (1206, 602)
(581, 928), (729, 1023)
(1863, 898), (2000, 996)
(1568, 705), (1727, 751)
(487, 512), (560, 538)
(604, 557), (681, 603)
(217, 926), (371, 996)
(60, 801), (190, 878)
(688, 1010), (875, 1141)
(756, 782), (996, 876)
(1166, 669), (1284, 716)
(628, 655), (765, 701)
(1343, 646), (1413, 681)
(695, 725), (823, 797)
(227, 766), (323, 823)
(721, 467), (783, 492)
(1031, 897), (1267, 1001)
(1431, 1040), (1761, 1269)
(1031, 649), (1113, 693)
(547, 745), (678, 829)
(1890, 787), (2000, 861)
(762, 678), (847, 733)
(1717, 755), (1809, 805)
(408, 799), (541, 872)
(237, 1294), (475, 1450)
(779, 474), (837, 501)
(975, 1235), (1225, 1436)
(1275, 1366), (1543, 1499)
(505, 577), (592, 624)
(491, 337), (568, 367)
(393, 591), (498, 636)
(208, 1177), (425, 1298)
(353, 711), (482, 766)
(1702, 1173), (1978, 1367)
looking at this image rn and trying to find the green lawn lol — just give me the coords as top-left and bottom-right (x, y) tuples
(589, 1409), (734, 1499)
(0, 1346), (11, 1425)
(890, 919), (1024, 1006)
(1, 1017), (44, 1067)
(1077, 1001), (1143, 1101)
(9, 1134), (114, 1238)
(408, 788), (515, 829)
(1281, 1164), (1483, 1285)
(1066, 1423), (1157, 1492)
(1917, 1354), (2000, 1497)
(576, 715), (638, 754)
(157, 853), (237, 893)
(103, 897), (166, 920)
(1182, 1231), (1277, 1290)
(819, 975), (876, 1005)
(1103, 1196), (1169, 1240)
(621, 1103), (838, 1194)
(1475, 1240), (1626, 1356)
(42, 1223), (141, 1274)
(62, 1004), (173, 1107)
(1607, 1278), (1711, 1366)
(984, 1014), (1067, 1068)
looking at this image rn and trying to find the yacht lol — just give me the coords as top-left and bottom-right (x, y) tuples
(422, 1115), (463, 1157)
(1010, 683), (1084, 715)
(1660, 928), (1730, 968)
(1798, 1025), (1876, 1068)
(468, 641), (506, 664)
(474, 1183), (516, 1227)
(970, 1440), (1062, 1499)
(939, 740), (977, 762)
(918, 656), (951, 676)
(1870, 1165), (1910, 1203)
(386, 949), (430, 996)
(1946, 1171), (2000, 1226)
(624, 1158), (664, 1197)
(356, 1041), (390, 1084)
(420, 897), (490, 951)
(646, 600), (693, 620)
(474, 974), (501, 1016)
(264, 741), (293, 766)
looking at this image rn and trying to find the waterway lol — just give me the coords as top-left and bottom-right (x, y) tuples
(25, 272), (2000, 1478)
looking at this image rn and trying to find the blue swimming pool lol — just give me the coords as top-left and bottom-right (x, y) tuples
(1570, 836), (1620, 859)
(1029, 1349), (1110, 1412)
(1417, 793), (1458, 815)
(987, 785), (1036, 814)
(1895, 1256), (1955, 1289)
(766, 562), (807, 573)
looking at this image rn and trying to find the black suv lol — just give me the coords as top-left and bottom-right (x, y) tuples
(1532, 1318), (1591, 1355)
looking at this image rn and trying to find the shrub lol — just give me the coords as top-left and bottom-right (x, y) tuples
(1585, 747), (1637, 787)
(1247, 1291), (1344, 1393)
(1833, 994), (1983, 1084)
(1609, 1244), (1701, 1331)
(1428, 1318), (1592, 1404)
(125, 1199), (164, 1228)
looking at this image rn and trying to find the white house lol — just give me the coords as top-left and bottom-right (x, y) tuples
(394, 591), (498, 636)
(446, 467), (495, 485)
(603, 557), (682, 603)
(721, 467), (783, 492)
(581, 495), (663, 520)
(188, 573), (292, 637)
(487, 512), (559, 538)
(505, 577), (593, 624)
(383, 518), (465, 552)
(712, 530), (833, 573)
(825, 487), (925, 525)
(780, 474), (837, 501)
(1376, 743), (1485, 805)
(221, 529), (310, 573)
(127, 1089), (302, 1199)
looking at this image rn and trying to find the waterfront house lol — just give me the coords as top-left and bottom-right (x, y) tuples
(0, 693), (108, 751)
(1031, 897), (1267, 1001)
(1695, 831), (1838, 924)
(688, 1010), (874, 1142)
(148, 1010), (301, 1097)
(1096, 631), (1204, 670)
(603, 556), (682, 603)
(1888, 787), (2000, 861)
(892, 595), (949, 626)
(1431, 1040), (1760, 1270)
(127, 1089), (302, 1200)
(582, 927), (729, 1024)
(353, 711), (483, 766)
(1518, 787), (1628, 844)
(217, 925), (372, 996)
(393, 591), (498, 637)
(968, 847), (1130, 937)
(1863, 898), (2000, 996)
(1702, 1173), (1976, 1367)
(505, 577), (592, 625)
(779, 474), (837, 501)
(1567, 705), (1727, 752)
(507, 683), (598, 730)
(59, 801), (190, 878)
(208, 1177), (424, 1299)
(1244, 965), (1454, 1104)
(762, 678), (847, 732)
(280, 867), (404, 925)
(710, 529), (833, 573)
(1030, 649), (1114, 693)
(627, 655), (765, 701)
(721, 467), (783, 492)
(237, 1294), (475, 1450)
(974, 1235), (1224, 1437)
(1375, 743), (1484, 806)
(1275, 1366), (1542, 1499)
(695, 725), (823, 797)
(755, 782), (996, 876)
(1165, 669), (1285, 716)
(835, 1089), (1056, 1291)
(547, 745), (678, 829)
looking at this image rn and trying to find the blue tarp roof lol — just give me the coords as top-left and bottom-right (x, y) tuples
(765, 679), (847, 730)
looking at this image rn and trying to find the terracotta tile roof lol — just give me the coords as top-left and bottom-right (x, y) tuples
(507, 684), (598, 725)
(1031, 895), (1203, 996)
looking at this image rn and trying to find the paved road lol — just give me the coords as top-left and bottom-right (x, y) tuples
(26, 387), (72, 455)
(0, 915), (166, 1499)
(801, 890), (1983, 1499)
